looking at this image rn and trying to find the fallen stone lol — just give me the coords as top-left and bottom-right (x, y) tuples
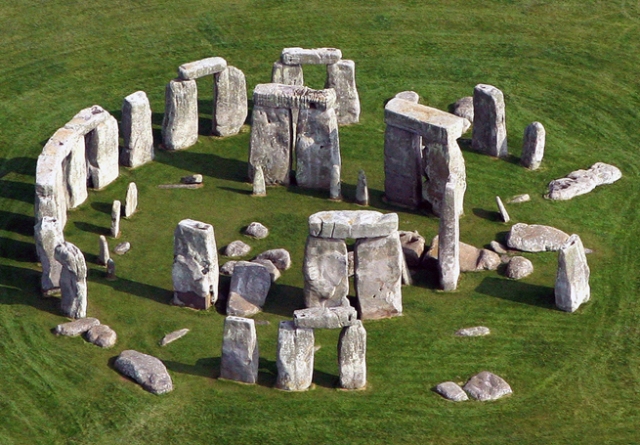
(111, 200), (121, 238)
(54, 318), (100, 337)
(281, 47), (342, 65)
(506, 223), (570, 252)
(220, 261), (237, 276)
(325, 59), (360, 125)
(160, 328), (190, 346)
(521, 122), (545, 170)
(157, 183), (203, 189)
(35, 216), (64, 293)
(271, 61), (304, 85)
(455, 326), (490, 337)
(472, 84), (508, 158)
(308, 210), (398, 239)
(255, 248), (291, 271)
(394, 91), (420, 103)
(435, 381), (469, 402)
(162, 79), (198, 151)
(251, 258), (281, 282)
(508, 194), (530, 204)
(546, 163), (622, 201)
(180, 174), (202, 184)
(98, 235), (110, 266)
(555, 234), (590, 312)
(85, 324), (117, 348)
(338, 321), (367, 390)
(489, 240), (508, 254)
(252, 165), (267, 197)
(114, 242), (131, 255)
(506, 256), (534, 280)
(224, 240), (251, 258)
(114, 350), (173, 395)
(178, 57), (227, 80)
(54, 242), (87, 319)
(463, 371), (512, 401)
(276, 321), (315, 391)
(427, 236), (501, 272)
(124, 182), (138, 218)
(106, 258), (116, 280)
(452, 96), (474, 126)
(293, 306), (358, 329)
(355, 169), (369, 206)
(121, 91), (154, 168)
(303, 236), (349, 308)
(496, 196), (510, 223)
(226, 261), (271, 317)
(244, 222), (269, 239)
(213, 66), (247, 137)
(398, 230), (425, 268)
(220, 316), (259, 384)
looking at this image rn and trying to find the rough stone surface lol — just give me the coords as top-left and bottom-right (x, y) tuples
(114, 350), (173, 395)
(85, 324), (117, 348)
(338, 321), (367, 390)
(508, 194), (531, 204)
(83, 113), (120, 190)
(106, 258), (116, 280)
(114, 242), (131, 255)
(546, 163), (622, 201)
(227, 262), (272, 317)
(224, 240), (252, 258)
(294, 306), (358, 329)
(271, 61), (304, 85)
(507, 223), (570, 252)
(35, 130), (71, 229)
(395, 91), (420, 103)
(111, 200), (121, 238)
(455, 326), (491, 337)
(160, 328), (190, 346)
(489, 240), (508, 254)
(178, 57), (227, 80)
(255, 248), (291, 271)
(438, 182), (460, 291)
(348, 251), (355, 277)
(506, 256), (534, 280)
(383, 124), (423, 209)
(422, 136), (467, 218)
(121, 91), (154, 168)
(325, 59), (360, 125)
(220, 316), (259, 384)
(496, 196), (510, 223)
(354, 232), (403, 319)
(472, 84), (508, 158)
(329, 164), (342, 200)
(251, 258), (281, 282)
(398, 230), (425, 267)
(54, 242), (87, 319)
(308, 210), (398, 239)
(253, 83), (336, 111)
(303, 236), (349, 308)
(355, 170), (369, 206)
(281, 47), (342, 65)
(463, 371), (512, 401)
(220, 261), (237, 276)
(252, 165), (267, 197)
(435, 382), (469, 402)
(54, 318), (100, 337)
(35, 216), (64, 293)
(248, 105), (292, 185)
(384, 98), (465, 141)
(98, 235), (110, 266)
(555, 234), (590, 312)
(213, 66), (248, 137)
(181, 174), (203, 184)
(276, 320), (315, 391)
(452, 96), (474, 125)
(59, 129), (87, 209)
(162, 79), (198, 151)
(172, 219), (219, 309)
(244, 222), (269, 239)
(521, 122), (545, 170)
(124, 182), (138, 218)
(428, 236), (501, 272)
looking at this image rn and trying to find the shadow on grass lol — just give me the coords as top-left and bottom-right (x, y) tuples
(0, 156), (36, 177)
(0, 180), (35, 204)
(0, 211), (34, 236)
(91, 201), (114, 215)
(164, 356), (280, 388)
(263, 283), (305, 318)
(89, 272), (173, 306)
(0, 237), (38, 263)
(218, 186), (252, 196)
(475, 276), (554, 309)
(0, 264), (61, 316)
(154, 149), (246, 183)
(473, 207), (500, 222)
(74, 221), (110, 236)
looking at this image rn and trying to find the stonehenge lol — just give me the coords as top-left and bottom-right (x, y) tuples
(121, 91), (154, 168)
(438, 182), (460, 291)
(338, 320), (367, 390)
(226, 261), (272, 317)
(521, 122), (545, 170)
(276, 321), (315, 391)
(472, 84), (508, 158)
(54, 241), (88, 319)
(34, 216), (64, 294)
(220, 316), (259, 384)
(555, 234), (590, 312)
(124, 182), (138, 218)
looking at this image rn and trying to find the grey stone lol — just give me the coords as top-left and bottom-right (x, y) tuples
(162, 79), (198, 151)
(308, 210), (399, 239)
(252, 165), (267, 197)
(160, 328), (190, 346)
(124, 182), (138, 218)
(226, 262), (271, 317)
(111, 200), (121, 238)
(35, 130), (71, 230)
(172, 219), (219, 309)
(255, 248), (291, 271)
(438, 182), (460, 291)
(489, 240), (508, 254)
(248, 105), (292, 185)
(114, 350), (173, 395)
(220, 261), (237, 276)
(472, 84), (508, 158)
(98, 235), (110, 266)
(121, 91), (154, 168)
(383, 124), (423, 209)
(507, 223), (570, 252)
(398, 230), (425, 268)
(54, 242), (87, 319)
(452, 96), (474, 125)
(463, 371), (512, 401)
(508, 194), (530, 204)
(178, 57), (227, 80)
(394, 91), (420, 103)
(114, 242), (130, 255)
(213, 66), (247, 137)
(271, 61), (304, 85)
(355, 232), (403, 319)
(521, 122), (545, 170)
(455, 326), (490, 337)
(329, 164), (342, 200)
(253, 83), (336, 111)
(220, 316), (259, 384)
(294, 306), (358, 329)
(281, 47), (342, 65)
(180, 174), (203, 184)
(35, 216), (64, 293)
(401, 256), (412, 286)
(303, 236), (349, 308)
(423, 135), (467, 218)
(428, 236), (500, 272)
(384, 98), (465, 141)
(338, 321), (367, 390)
(325, 59), (360, 125)
(85, 324), (117, 348)
(251, 258), (281, 282)
(496, 196), (510, 223)
(506, 256), (534, 280)
(435, 382), (469, 402)
(355, 170), (369, 206)
(347, 251), (355, 277)
(276, 321), (315, 391)
(59, 129), (88, 209)
(546, 162), (622, 201)
(224, 240), (252, 258)
(244, 222), (269, 239)
(54, 318), (100, 337)
(555, 234), (590, 312)
(106, 258), (116, 280)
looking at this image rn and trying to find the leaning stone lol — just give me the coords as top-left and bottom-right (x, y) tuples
(394, 91), (420, 103)
(438, 182), (460, 291)
(160, 328), (190, 346)
(472, 84), (508, 158)
(520, 122), (545, 170)
(281, 47), (342, 65)
(489, 240), (508, 254)
(452, 96), (474, 124)
(226, 262), (271, 317)
(114, 350), (173, 394)
(121, 91), (154, 168)
(220, 316), (259, 384)
(180, 174), (203, 184)
(178, 57), (227, 80)
(124, 182), (138, 218)
(508, 194), (530, 204)
(355, 170), (369, 206)
(435, 382), (469, 402)
(106, 258), (116, 280)
(496, 196), (510, 223)
(220, 261), (237, 276)
(248, 105), (292, 185)
(111, 200), (121, 238)
(555, 234), (590, 312)
(98, 235), (110, 265)
(455, 326), (490, 337)
(252, 165), (267, 197)
(276, 321), (315, 391)
(329, 164), (342, 200)
(54, 242), (87, 319)
(162, 79), (198, 151)
(293, 306), (358, 329)
(114, 242), (131, 255)
(35, 216), (64, 293)
(54, 318), (100, 337)
(303, 236), (349, 308)
(224, 240), (251, 258)
(85, 324), (117, 348)
(398, 230), (425, 268)
(463, 371), (512, 401)
(506, 256), (534, 280)
(546, 163), (622, 201)
(244, 222), (269, 239)
(325, 59), (360, 125)
(251, 258), (281, 282)
(507, 223), (570, 252)
(308, 210), (399, 239)
(338, 321), (367, 390)
(213, 66), (247, 137)
(271, 61), (304, 85)
(255, 248), (291, 271)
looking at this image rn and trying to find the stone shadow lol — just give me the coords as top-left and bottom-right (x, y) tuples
(0, 180), (35, 204)
(475, 276), (554, 309)
(74, 221), (110, 236)
(0, 237), (37, 263)
(0, 156), (36, 177)
(262, 283), (305, 318)
(91, 201), (114, 215)
(0, 210), (35, 236)
(473, 207), (500, 222)
(88, 269), (173, 306)
(154, 149), (246, 183)
(0, 264), (60, 316)
(164, 356), (279, 388)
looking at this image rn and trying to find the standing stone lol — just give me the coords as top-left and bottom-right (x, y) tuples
(220, 316), (259, 384)
(64, 130), (88, 209)
(85, 115), (120, 189)
(106, 258), (116, 280)
(98, 235), (109, 266)
(521, 122), (545, 170)
(35, 133), (70, 229)
(325, 59), (360, 125)
(121, 91), (154, 168)
(472, 84), (507, 158)
(496, 196), (510, 223)
(111, 200), (121, 238)
(172, 219), (219, 309)
(555, 234), (590, 312)
(338, 320), (366, 390)
(213, 66), (248, 137)
(162, 79), (198, 151)
(54, 242), (87, 319)
(355, 170), (369, 206)
(303, 236), (349, 308)
(248, 105), (292, 185)
(34, 216), (64, 294)
(329, 164), (342, 200)
(252, 165), (267, 197)
(276, 321), (315, 391)
(226, 262), (272, 317)
(384, 125), (422, 208)
(124, 182), (138, 218)
(271, 61), (304, 85)
(354, 232), (403, 319)
(438, 182), (460, 291)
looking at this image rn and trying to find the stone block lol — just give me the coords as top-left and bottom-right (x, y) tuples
(220, 316), (259, 384)
(555, 234), (590, 312)
(54, 241), (87, 319)
(213, 66), (247, 136)
(308, 210), (398, 239)
(248, 105), (292, 185)
(303, 236), (349, 308)
(162, 79), (198, 151)
(276, 321), (314, 391)
(338, 321), (366, 390)
(520, 122), (545, 170)
(271, 61), (304, 86)
(121, 91), (154, 168)
(85, 114), (119, 189)
(438, 182), (460, 291)
(35, 216), (64, 293)
(178, 57), (227, 79)
(281, 47), (342, 65)
(293, 306), (358, 329)
(325, 59), (360, 124)
(472, 84), (507, 158)
(252, 83), (336, 111)
(226, 261), (271, 317)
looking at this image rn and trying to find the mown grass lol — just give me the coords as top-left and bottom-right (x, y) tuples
(1, 0), (640, 443)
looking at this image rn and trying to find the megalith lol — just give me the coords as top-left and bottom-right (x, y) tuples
(213, 66), (248, 137)
(248, 105), (292, 185)
(325, 59), (360, 125)
(555, 234), (590, 312)
(54, 241), (87, 319)
(162, 79), (198, 151)
(178, 57), (227, 80)
(438, 181), (460, 291)
(124, 182), (138, 218)
(303, 236), (349, 308)
(220, 316), (259, 384)
(472, 84), (507, 158)
(271, 61), (304, 86)
(111, 200), (121, 238)
(280, 47), (342, 65)
(34, 216), (64, 294)
(355, 169), (369, 206)
(520, 122), (545, 170)
(226, 261), (272, 317)
(276, 320), (315, 391)
(98, 235), (110, 266)
(121, 91), (154, 168)
(338, 320), (367, 390)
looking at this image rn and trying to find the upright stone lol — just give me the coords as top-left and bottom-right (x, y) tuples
(329, 164), (341, 200)
(121, 91), (154, 168)
(521, 122), (545, 170)
(162, 79), (198, 151)
(63, 130), (88, 209)
(252, 165), (267, 197)
(338, 321), (366, 390)
(496, 196), (510, 223)
(276, 321), (315, 391)
(106, 258), (116, 280)
(355, 170), (369, 206)
(226, 261), (272, 317)
(220, 316), (259, 384)
(248, 105), (292, 185)
(34, 217), (64, 294)
(383, 125), (422, 208)
(271, 61), (304, 85)
(172, 219), (219, 309)
(54, 242), (87, 319)
(555, 234), (590, 312)
(35, 134), (70, 229)
(213, 66), (248, 137)
(438, 182), (460, 291)
(85, 115), (120, 189)
(303, 236), (349, 308)
(98, 235), (110, 266)
(472, 84), (507, 158)
(124, 182), (138, 218)
(111, 200), (121, 238)
(325, 59), (360, 125)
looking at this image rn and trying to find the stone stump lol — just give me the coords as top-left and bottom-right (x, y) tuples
(213, 66), (248, 137)
(121, 91), (154, 168)
(276, 320), (315, 391)
(98, 235), (109, 266)
(472, 84), (507, 158)
(521, 122), (545, 170)
(226, 261), (272, 317)
(220, 316), (259, 384)
(355, 169), (369, 206)
(555, 234), (590, 312)
(438, 182), (460, 291)
(338, 320), (366, 390)
(54, 241), (87, 319)
(303, 236), (349, 308)
(325, 59), (360, 125)
(162, 79), (198, 151)
(34, 216), (64, 294)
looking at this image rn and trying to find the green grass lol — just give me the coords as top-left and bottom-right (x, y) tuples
(1, 0), (640, 443)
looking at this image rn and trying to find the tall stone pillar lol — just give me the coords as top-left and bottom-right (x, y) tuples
(54, 241), (87, 319)
(383, 125), (423, 208)
(213, 66), (248, 137)
(248, 105), (292, 185)
(438, 181), (460, 291)
(220, 316), (259, 384)
(325, 59), (360, 125)
(276, 321), (314, 391)
(85, 115), (119, 189)
(303, 236), (349, 308)
(555, 234), (590, 312)
(521, 121), (545, 170)
(162, 79), (198, 151)
(472, 84), (507, 158)
(34, 216), (64, 294)
(121, 91), (154, 168)
(338, 321), (366, 390)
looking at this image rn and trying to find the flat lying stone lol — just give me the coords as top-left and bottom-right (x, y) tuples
(455, 326), (490, 337)
(293, 306), (358, 329)
(178, 57), (227, 80)
(508, 194), (530, 204)
(255, 248), (291, 271)
(253, 83), (336, 111)
(157, 183), (203, 189)
(496, 196), (510, 223)
(463, 371), (512, 401)
(224, 240), (251, 258)
(244, 222), (269, 239)
(181, 174), (202, 184)
(546, 162), (622, 201)
(54, 318), (100, 337)
(398, 231), (425, 267)
(85, 324), (117, 348)
(308, 210), (398, 239)
(160, 328), (190, 346)
(114, 242), (131, 255)
(507, 223), (569, 252)
(489, 240), (508, 254)
(435, 381), (468, 402)
(114, 350), (173, 395)
(506, 256), (534, 280)
(280, 47), (342, 65)
(395, 91), (420, 103)
(427, 236), (500, 272)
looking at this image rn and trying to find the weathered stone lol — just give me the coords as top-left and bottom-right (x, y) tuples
(472, 84), (507, 158)
(401, 256), (412, 286)
(555, 234), (590, 312)
(546, 163), (622, 201)
(213, 66), (247, 137)
(162, 79), (198, 151)
(124, 182), (138, 218)
(435, 382), (469, 402)
(106, 258), (116, 280)
(355, 232), (403, 319)
(98, 235), (110, 266)
(251, 258), (281, 282)
(507, 223), (569, 252)
(172, 219), (219, 309)
(64, 105), (111, 134)
(178, 57), (227, 80)
(423, 138), (467, 218)
(355, 169), (369, 206)
(281, 47), (342, 65)
(114, 350), (173, 395)
(180, 174), (203, 184)
(220, 316), (259, 384)
(58, 129), (88, 209)
(308, 210), (398, 239)
(506, 256), (534, 280)
(384, 98), (465, 141)
(85, 324), (117, 348)
(398, 230), (425, 268)
(394, 91), (420, 103)
(325, 59), (360, 125)
(347, 251), (355, 277)
(508, 194), (530, 204)
(227, 261), (271, 317)
(303, 236), (349, 308)
(53, 318), (100, 337)
(489, 240), (508, 254)
(496, 196), (510, 223)
(224, 240), (251, 258)
(521, 122), (545, 170)
(255, 248), (291, 271)
(84, 115), (119, 190)
(428, 236), (501, 272)
(121, 91), (154, 168)
(438, 182), (460, 291)
(384, 124), (422, 208)
(160, 328), (190, 346)
(294, 306), (358, 329)
(114, 242), (130, 255)
(252, 165), (267, 197)
(463, 371), (512, 401)
(329, 164), (342, 200)
(244, 222), (269, 239)
(111, 200), (121, 238)
(35, 216), (64, 293)
(452, 96), (474, 125)
(276, 321), (315, 391)
(220, 261), (237, 276)
(54, 242), (87, 319)
(248, 105), (292, 185)
(455, 326), (490, 337)
(253, 83), (336, 111)
(271, 61), (304, 85)
(35, 133), (71, 229)
(338, 321), (367, 390)
(478, 249), (501, 271)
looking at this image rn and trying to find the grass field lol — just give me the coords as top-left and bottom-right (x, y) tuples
(1, 0), (640, 443)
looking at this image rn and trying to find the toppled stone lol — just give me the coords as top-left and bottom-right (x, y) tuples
(472, 84), (508, 158)
(294, 306), (358, 329)
(220, 316), (259, 384)
(227, 262), (271, 317)
(111, 200), (121, 238)
(54, 242), (87, 319)
(220, 261), (237, 276)
(281, 47), (342, 65)
(394, 91), (420, 103)
(162, 79), (198, 151)
(98, 235), (110, 266)
(435, 382), (469, 402)
(255, 248), (291, 271)
(224, 240), (251, 258)
(114, 350), (173, 395)
(35, 216), (64, 293)
(309, 210), (398, 239)
(463, 371), (512, 401)
(85, 324), (117, 348)
(54, 318), (100, 337)
(455, 326), (490, 337)
(252, 165), (267, 197)
(121, 91), (154, 168)
(521, 122), (545, 170)
(124, 182), (138, 218)
(213, 66), (248, 137)
(506, 256), (534, 280)
(325, 59), (360, 125)
(489, 240), (508, 254)
(496, 196), (510, 223)
(178, 57), (227, 80)
(181, 174), (202, 184)
(427, 235), (500, 272)
(244, 222), (269, 239)
(271, 61), (304, 85)
(114, 242), (131, 255)
(398, 230), (425, 268)
(546, 162), (622, 201)
(338, 321), (367, 390)
(355, 170), (369, 206)
(251, 258), (281, 282)
(276, 321), (314, 391)
(303, 236), (349, 308)
(506, 223), (570, 252)
(508, 194), (530, 204)
(555, 234), (590, 312)
(160, 328), (190, 346)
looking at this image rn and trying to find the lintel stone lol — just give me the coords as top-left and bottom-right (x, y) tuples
(384, 98), (464, 143)
(308, 210), (398, 239)
(178, 57), (227, 80)
(281, 47), (342, 65)
(253, 83), (336, 111)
